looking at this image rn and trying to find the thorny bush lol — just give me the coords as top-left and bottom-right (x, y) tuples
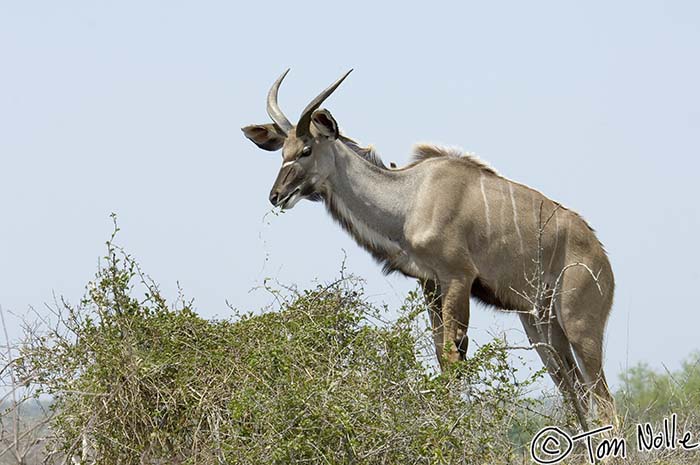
(17, 229), (543, 465)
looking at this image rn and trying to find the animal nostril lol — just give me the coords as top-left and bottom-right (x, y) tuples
(269, 192), (279, 206)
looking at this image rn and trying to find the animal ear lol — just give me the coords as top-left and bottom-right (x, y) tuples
(241, 124), (286, 151)
(310, 109), (339, 139)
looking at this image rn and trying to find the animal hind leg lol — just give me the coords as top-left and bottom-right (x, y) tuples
(568, 330), (615, 425)
(558, 276), (616, 425)
(546, 316), (591, 411)
(519, 313), (589, 414)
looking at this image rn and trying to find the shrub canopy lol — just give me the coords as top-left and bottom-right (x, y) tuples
(20, 235), (540, 465)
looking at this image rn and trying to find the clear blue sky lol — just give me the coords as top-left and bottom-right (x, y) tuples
(1, 1), (699, 387)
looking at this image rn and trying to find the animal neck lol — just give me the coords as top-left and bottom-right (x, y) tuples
(320, 142), (417, 258)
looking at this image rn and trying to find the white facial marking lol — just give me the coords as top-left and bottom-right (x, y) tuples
(282, 192), (302, 209)
(282, 160), (295, 168)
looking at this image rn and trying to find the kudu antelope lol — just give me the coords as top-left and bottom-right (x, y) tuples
(242, 69), (616, 423)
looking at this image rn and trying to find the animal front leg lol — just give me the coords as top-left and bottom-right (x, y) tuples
(439, 278), (471, 365)
(420, 279), (445, 370)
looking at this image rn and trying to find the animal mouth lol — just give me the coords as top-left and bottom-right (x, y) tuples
(279, 187), (301, 210)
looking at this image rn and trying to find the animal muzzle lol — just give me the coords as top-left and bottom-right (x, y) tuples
(269, 164), (304, 208)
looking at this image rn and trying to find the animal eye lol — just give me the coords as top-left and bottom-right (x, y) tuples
(301, 146), (312, 157)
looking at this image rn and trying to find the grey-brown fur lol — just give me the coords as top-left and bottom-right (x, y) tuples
(410, 144), (499, 176)
(242, 70), (616, 424)
(339, 135), (387, 169)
